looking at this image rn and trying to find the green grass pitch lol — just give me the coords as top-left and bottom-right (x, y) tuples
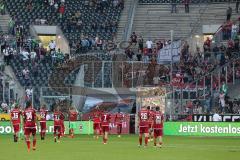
(0, 135), (240, 160)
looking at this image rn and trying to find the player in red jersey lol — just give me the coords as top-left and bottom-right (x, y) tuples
(92, 110), (101, 139)
(53, 107), (65, 142)
(10, 105), (22, 142)
(23, 101), (37, 152)
(147, 106), (155, 142)
(39, 105), (48, 140)
(138, 106), (150, 147)
(68, 107), (78, 138)
(100, 111), (111, 144)
(152, 106), (164, 148)
(114, 109), (124, 138)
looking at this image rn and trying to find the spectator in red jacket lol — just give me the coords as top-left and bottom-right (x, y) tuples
(59, 3), (65, 19)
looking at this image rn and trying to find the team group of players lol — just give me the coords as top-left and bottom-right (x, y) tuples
(10, 102), (79, 152)
(138, 106), (164, 148)
(10, 101), (164, 152)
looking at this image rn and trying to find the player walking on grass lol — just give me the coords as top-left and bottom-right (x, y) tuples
(101, 111), (111, 144)
(39, 105), (48, 140)
(138, 106), (150, 147)
(54, 107), (65, 142)
(69, 107), (78, 138)
(23, 102), (37, 152)
(114, 109), (124, 138)
(152, 106), (164, 148)
(93, 110), (101, 139)
(10, 105), (22, 142)
(147, 106), (154, 142)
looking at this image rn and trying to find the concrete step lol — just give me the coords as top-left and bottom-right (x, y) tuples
(133, 2), (238, 41)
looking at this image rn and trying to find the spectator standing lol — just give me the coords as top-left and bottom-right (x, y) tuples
(231, 22), (238, 40)
(184, 0), (190, 13)
(226, 7), (232, 21)
(22, 67), (30, 85)
(3, 46), (11, 65)
(130, 32), (137, 45)
(171, 0), (177, 13)
(203, 37), (211, 52)
(59, 3), (65, 19)
(54, 2), (59, 11)
(146, 39), (153, 57)
(49, 40), (56, 53)
(138, 36), (144, 52)
(219, 91), (225, 113)
(236, 0), (240, 13)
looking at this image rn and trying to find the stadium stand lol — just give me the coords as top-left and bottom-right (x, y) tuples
(4, 0), (123, 53)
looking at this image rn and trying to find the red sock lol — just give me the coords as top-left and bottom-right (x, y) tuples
(43, 132), (46, 138)
(139, 137), (142, 145)
(58, 134), (61, 139)
(40, 132), (43, 138)
(26, 141), (30, 150)
(33, 139), (36, 148)
(145, 137), (148, 146)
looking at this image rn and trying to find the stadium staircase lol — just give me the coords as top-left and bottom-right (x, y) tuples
(0, 14), (10, 33)
(133, 2), (238, 40)
(115, 0), (134, 42)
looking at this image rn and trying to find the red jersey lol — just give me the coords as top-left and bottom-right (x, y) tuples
(153, 111), (164, 129)
(54, 111), (65, 126)
(23, 108), (37, 128)
(115, 113), (124, 124)
(138, 109), (150, 127)
(10, 109), (21, 125)
(101, 113), (111, 127)
(39, 109), (48, 122)
(148, 110), (155, 122)
(69, 111), (78, 121)
(93, 112), (101, 124)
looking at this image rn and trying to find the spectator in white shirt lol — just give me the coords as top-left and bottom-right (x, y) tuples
(3, 47), (10, 65)
(231, 22), (238, 39)
(213, 111), (221, 122)
(21, 49), (29, 61)
(22, 67), (30, 80)
(30, 51), (36, 63)
(49, 40), (56, 53)
(153, 76), (160, 86)
(25, 88), (33, 100)
(1, 102), (8, 113)
(219, 91), (225, 113)
(146, 39), (153, 56)
(54, 3), (58, 10)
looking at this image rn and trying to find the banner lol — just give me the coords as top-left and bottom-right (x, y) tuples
(192, 114), (240, 122)
(0, 119), (130, 135)
(0, 121), (93, 135)
(157, 40), (181, 64)
(164, 122), (240, 136)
